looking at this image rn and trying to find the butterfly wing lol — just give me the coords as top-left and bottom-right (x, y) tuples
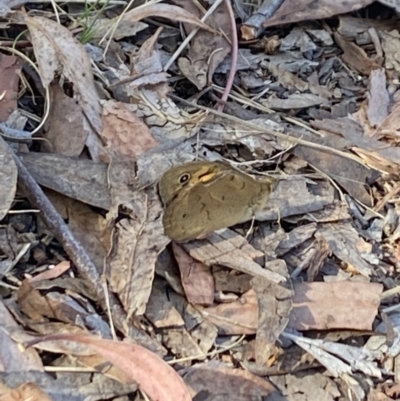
(163, 169), (274, 242)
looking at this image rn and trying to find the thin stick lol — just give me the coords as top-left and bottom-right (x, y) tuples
(0, 46), (50, 136)
(163, 0), (224, 71)
(2, 136), (129, 335)
(217, 0), (238, 113)
(374, 183), (400, 213)
(170, 94), (369, 166)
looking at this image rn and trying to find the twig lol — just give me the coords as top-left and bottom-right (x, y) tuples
(163, 0), (224, 72)
(212, 84), (325, 138)
(0, 46), (50, 136)
(0, 123), (34, 140)
(100, 0), (138, 57)
(170, 94), (370, 166)
(2, 136), (130, 334)
(374, 183), (400, 213)
(240, 0), (286, 40)
(217, 0), (238, 113)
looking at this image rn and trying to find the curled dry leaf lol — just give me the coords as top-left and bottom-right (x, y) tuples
(0, 300), (43, 372)
(121, 3), (217, 33)
(251, 277), (292, 365)
(25, 16), (104, 160)
(264, 0), (375, 27)
(0, 383), (53, 401)
(172, 243), (214, 306)
(107, 188), (170, 317)
(174, 0), (231, 90)
(202, 290), (259, 335)
(315, 222), (374, 277)
(26, 334), (192, 401)
(334, 32), (381, 76)
(0, 54), (21, 122)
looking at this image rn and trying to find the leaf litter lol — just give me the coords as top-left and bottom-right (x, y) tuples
(1, 1), (400, 401)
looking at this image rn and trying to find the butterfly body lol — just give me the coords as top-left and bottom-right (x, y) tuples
(158, 161), (232, 207)
(159, 162), (275, 242)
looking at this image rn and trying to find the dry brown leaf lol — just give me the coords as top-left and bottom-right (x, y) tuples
(306, 237), (331, 282)
(268, 64), (309, 92)
(89, 17), (147, 41)
(310, 113), (400, 172)
(27, 334), (192, 401)
(162, 328), (204, 358)
(289, 282), (382, 331)
(122, 3), (215, 33)
(251, 278), (292, 365)
(43, 84), (91, 156)
(120, 87), (205, 142)
(367, 69), (389, 127)
(172, 243), (214, 306)
(189, 318), (218, 354)
(184, 362), (280, 399)
(17, 279), (110, 343)
(337, 15), (398, 38)
(126, 27), (168, 87)
(380, 30), (400, 75)
(0, 300), (43, 372)
(201, 289), (258, 335)
(145, 279), (185, 328)
(183, 229), (286, 283)
(0, 368), (137, 400)
(25, 16), (105, 160)
(264, 0), (375, 28)
(101, 100), (158, 159)
(58, 196), (112, 271)
(13, 325), (95, 356)
(0, 54), (21, 122)
(214, 270), (252, 293)
(174, 0), (231, 89)
(203, 280), (381, 334)
(0, 136), (17, 220)
(334, 32), (381, 76)
(0, 383), (52, 401)
(303, 201), (351, 223)
(374, 88), (400, 138)
(256, 176), (334, 221)
(270, 372), (340, 401)
(261, 92), (329, 110)
(315, 222), (374, 277)
(17, 280), (54, 322)
(29, 261), (71, 282)
(19, 152), (111, 210)
(107, 188), (169, 317)
(352, 146), (400, 173)
(275, 223), (317, 256)
(293, 145), (376, 206)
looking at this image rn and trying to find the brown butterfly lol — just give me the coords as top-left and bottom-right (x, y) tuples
(159, 161), (275, 242)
